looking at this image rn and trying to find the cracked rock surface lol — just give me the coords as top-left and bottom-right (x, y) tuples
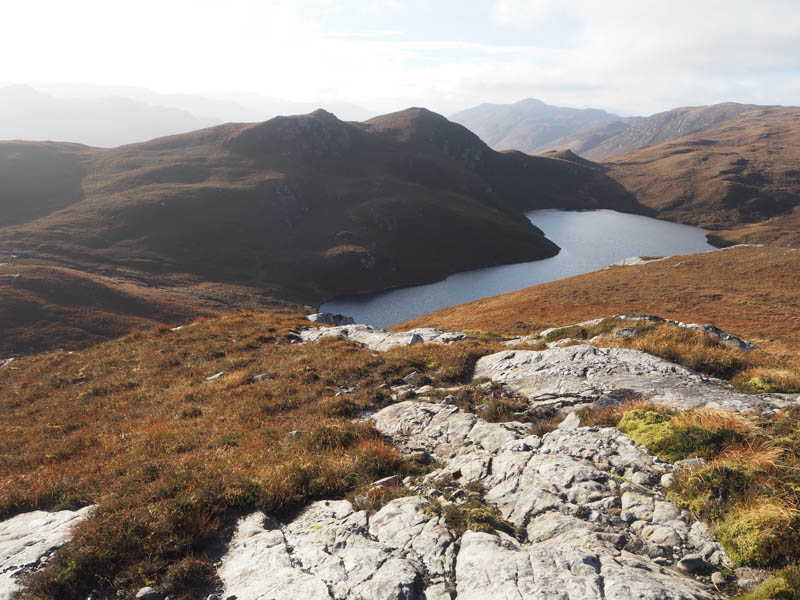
(218, 498), (455, 600)
(0, 506), (93, 600)
(474, 345), (794, 412)
(218, 401), (727, 599)
(299, 324), (467, 351)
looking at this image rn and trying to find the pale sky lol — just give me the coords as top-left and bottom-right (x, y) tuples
(3, 0), (799, 116)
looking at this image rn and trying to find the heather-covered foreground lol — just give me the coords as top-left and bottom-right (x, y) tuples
(1, 312), (799, 599)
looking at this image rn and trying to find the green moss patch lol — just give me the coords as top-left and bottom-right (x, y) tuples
(617, 408), (740, 462)
(719, 503), (800, 567)
(735, 566), (800, 599)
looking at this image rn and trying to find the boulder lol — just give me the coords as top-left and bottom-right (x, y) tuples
(306, 313), (356, 326)
(300, 324), (467, 351)
(473, 345), (790, 413)
(0, 507), (94, 600)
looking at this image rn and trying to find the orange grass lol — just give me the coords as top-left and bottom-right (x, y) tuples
(0, 312), (500, 599)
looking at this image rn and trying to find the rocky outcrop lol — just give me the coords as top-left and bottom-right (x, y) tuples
(510, 314), (757, 351)
(0, 506), (93, 599)
(219, 499), (455, 600)
(307, 313), (356, 326)
(300, 324), (468, 351)
(474, 345), (792, 413)
(217, 401), (728, 599)
(609, 314), (757, 350)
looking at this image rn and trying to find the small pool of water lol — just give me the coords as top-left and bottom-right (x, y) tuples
(321, 209), (716, 327)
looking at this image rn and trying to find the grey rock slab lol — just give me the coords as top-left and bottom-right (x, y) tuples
(217, 512), (331, 600)
(220, 499), (453, 600)
(300, 324), (467, 351)
(558, 411), (581, 430)
(226, 399), (728, 599)
(0, 506), (93, 600)
(456, 530), (716, 600)
(307, 312), (356, 326)
(369, 496), (456, 579)
(474, 345), (789, 412)
(135, 588), (158, 600)
(369, 402), (725, 597)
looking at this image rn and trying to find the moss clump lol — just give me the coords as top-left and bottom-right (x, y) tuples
(735, 566), (800, 599)
(741, 376), (800, 394)
(442, 501), (514, 537)
(617, 409), (740, 462)
(669, 464), (757, 520)
(423, 496), (513, 537)
(719, 502), (800, 567)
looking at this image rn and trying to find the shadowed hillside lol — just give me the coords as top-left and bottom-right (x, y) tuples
(0, 108), (643, 352)
(0, 108), (645, 300)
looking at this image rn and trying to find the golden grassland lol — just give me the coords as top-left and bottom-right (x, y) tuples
(1, 306), (799, 599)
(0, 312), (502, 599)
(398, 245), (800, 362)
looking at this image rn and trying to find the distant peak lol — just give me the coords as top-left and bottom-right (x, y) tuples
(516, 98), (546, 106)
(308, 108), (339, 120)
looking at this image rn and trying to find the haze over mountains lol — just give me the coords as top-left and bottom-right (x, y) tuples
(451, 98), (784, 162)
(0, 84), (374, 147)
(449, 99), (622, 156)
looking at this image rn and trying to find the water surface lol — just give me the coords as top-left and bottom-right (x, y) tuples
(322, 209), (715, 328)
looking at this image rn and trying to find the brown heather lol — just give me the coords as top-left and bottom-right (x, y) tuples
(399, 245), (800, 393)
(0, 312), (502, 599)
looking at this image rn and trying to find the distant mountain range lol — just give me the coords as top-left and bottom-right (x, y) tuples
(451, 98), (781, 162)
(0, 84), (375, 147)
(450, 98), (622, 157)
(600, 104), (800, 247)
(540, 102), (765, 161)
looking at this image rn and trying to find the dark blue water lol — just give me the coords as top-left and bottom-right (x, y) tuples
(321, 209), (716, 327)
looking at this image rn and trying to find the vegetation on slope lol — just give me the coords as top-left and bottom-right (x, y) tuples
(600, 106), (800, 242)
(533, 317), (800, 393)
(581, 401), (800, 598)
(399, 246), (800, 364)
(0, 313), (501, 599)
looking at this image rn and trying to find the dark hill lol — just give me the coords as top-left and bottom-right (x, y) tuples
(0, 108), (642, 351)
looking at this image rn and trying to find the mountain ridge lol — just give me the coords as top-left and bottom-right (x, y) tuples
(0, 107), (643, 353)
(450, 98), (622, 156)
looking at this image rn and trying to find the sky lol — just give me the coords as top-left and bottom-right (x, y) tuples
(3, 0), (800, 116)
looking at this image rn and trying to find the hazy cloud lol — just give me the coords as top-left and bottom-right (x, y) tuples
(1, 0), (798, 116)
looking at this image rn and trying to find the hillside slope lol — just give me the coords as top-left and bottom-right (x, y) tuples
(450, 98), (621, 154)
(536, 102), (761, 161)
(398, 245), (800, 357)
(600, 106), (800, 239)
